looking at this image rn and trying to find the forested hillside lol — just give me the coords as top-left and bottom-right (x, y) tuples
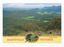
(3, 6), (61, 36)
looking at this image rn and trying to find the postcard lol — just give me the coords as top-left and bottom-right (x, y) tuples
(3, 3), (61, 43)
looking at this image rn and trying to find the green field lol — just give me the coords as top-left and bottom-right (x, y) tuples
(36, 12), (53, 15)
(24, 16), (34, 20)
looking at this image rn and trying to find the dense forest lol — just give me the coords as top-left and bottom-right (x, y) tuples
(3, 6), (61, 36)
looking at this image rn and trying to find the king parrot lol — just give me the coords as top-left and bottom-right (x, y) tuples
(29, 32), (37, 39)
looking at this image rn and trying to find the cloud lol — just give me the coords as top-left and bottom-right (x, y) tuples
(3, 3), (61, 8)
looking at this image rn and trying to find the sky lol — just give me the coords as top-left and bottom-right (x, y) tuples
(3, 3), (61, 8)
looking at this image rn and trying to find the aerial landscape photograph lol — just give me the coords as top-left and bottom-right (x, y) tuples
(3, 3), (61, 36)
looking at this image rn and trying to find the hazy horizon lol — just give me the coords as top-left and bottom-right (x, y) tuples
(3, 3), (61, 10)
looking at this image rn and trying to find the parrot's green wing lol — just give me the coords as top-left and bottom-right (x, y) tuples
(29, 34), (36, 39)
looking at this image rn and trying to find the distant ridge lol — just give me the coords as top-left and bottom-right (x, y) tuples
(3, 5), (61, 11)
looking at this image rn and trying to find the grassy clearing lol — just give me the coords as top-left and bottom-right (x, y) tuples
(36, 12), (52, 15)
(44, 20), (49, 22)
(24, 16), (34, 20)
(25, 16), (34, 19)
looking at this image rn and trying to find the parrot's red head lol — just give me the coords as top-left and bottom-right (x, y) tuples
(35, 32), (37, 35)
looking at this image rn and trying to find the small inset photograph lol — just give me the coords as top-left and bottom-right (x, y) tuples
(25, 32), (38, 42)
